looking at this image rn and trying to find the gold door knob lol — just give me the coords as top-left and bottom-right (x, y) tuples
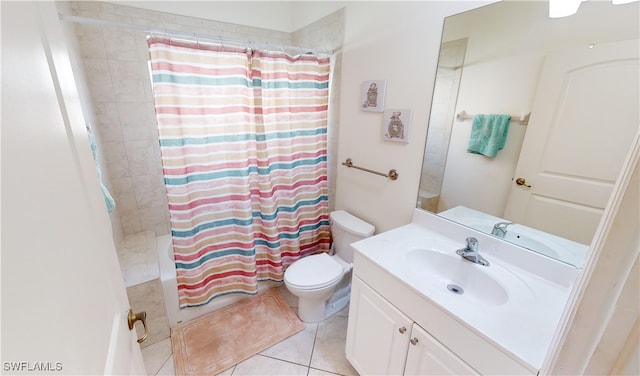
(410, 337), (419, 345)
(515, 177), (532, 188)
(127, 309), (148, 344)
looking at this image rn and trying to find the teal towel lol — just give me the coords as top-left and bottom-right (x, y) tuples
(467, 114), (511, 158)
(87, 128), (116, 213)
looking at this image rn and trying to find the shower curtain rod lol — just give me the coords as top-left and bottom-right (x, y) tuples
(58, 13), (334, 56)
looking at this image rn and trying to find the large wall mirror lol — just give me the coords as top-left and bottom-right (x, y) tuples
(418, 1), (639, 268)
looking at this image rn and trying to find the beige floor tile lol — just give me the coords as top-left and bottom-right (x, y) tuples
(215, 365), (235, 376)
(260, 321), (318, 366)
(310, 314), (357, 376)
(155, 355), (176, 376)
(277, 284), (298, 308)
(233, 354), (309, 375)
(141, 338), (172, 375)
(308, 367), (343, 376)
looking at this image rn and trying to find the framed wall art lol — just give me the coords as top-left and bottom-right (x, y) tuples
(382, 109), (411, 143)
(360, 80), (387, 112)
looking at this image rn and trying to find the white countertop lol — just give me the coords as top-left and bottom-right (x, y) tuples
(351, 209), (580, 371)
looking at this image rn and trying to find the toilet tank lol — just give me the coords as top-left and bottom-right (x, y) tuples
(330, 210), (375, 264)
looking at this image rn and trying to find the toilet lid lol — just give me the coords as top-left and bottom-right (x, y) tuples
(285, 253), (344, 289)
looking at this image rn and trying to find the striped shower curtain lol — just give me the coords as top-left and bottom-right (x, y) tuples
(148, 38), (331, 308)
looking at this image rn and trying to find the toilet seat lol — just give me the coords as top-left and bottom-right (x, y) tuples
(284, 253), (344, 290)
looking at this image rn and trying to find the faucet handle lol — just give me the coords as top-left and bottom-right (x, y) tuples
(465, 237), (478, 250)
(494, 221), (513, 229)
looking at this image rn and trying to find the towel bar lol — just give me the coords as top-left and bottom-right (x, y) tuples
(456, 110), (531, 126)
(341, 158), (398, 181)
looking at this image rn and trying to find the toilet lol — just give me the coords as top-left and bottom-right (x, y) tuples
(284, 210), (375, 322)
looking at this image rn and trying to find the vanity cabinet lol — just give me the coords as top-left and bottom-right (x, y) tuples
(346, 277), (479, 375)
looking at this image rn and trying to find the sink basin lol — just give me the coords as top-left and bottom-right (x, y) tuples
(406, 249), (508, 306)
(503, 232), (560, 259)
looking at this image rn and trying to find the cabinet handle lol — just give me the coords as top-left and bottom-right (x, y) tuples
(410, 337), (419, 346)
(399, 327), (407, 334)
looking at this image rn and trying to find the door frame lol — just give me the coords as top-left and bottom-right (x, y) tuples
(544, 131), (640, 373)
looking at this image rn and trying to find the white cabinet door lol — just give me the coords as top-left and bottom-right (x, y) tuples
(346, 277), (413, 375)
(404, 324), (480, 375)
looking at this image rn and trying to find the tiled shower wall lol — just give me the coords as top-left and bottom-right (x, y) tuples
(67, 1), (344, 240)
(419, 38), (467, 206)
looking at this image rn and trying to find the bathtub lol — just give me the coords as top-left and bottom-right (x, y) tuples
(157, 234), (279, 327)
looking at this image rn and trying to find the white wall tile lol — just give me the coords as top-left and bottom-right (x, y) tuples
(174, 14), (203, 28)
(102, 27), (138, 61)
(117, 102), (157, 140)
(120, 208), (143, 234)
(73, 2), (336, 237)
(74, 23), (106, 59)
(77, 1), (114, 13)
(82, 58), (115, 103)
(126, 140), (161, 177)
(102, 140), (131, 178)
(139, 205), (171, 234)
(133, 175), (167, 209)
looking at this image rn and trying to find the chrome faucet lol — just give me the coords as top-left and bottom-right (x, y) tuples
(456, 237), (490, 266)
(491, 221), (514, 238)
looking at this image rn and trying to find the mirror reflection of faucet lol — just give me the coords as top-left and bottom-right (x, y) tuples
(456, 237), (490, 266)
(491, 221), (514, 238)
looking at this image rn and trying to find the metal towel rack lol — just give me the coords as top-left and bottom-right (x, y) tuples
(341, 158), (399, 181)
(456, 110), (531, 126)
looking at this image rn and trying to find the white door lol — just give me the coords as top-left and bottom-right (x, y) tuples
(504, 39), (640, 245)
(1, 2), (146, 375)
(345, 277), (412, 375)
(404, 324), (479, 375)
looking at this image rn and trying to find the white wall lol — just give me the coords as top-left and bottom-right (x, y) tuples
(334, 1), (493, 232)
(290, 1), (345, 32)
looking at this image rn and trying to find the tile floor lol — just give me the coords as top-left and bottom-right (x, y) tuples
(142, 285), (358, 376)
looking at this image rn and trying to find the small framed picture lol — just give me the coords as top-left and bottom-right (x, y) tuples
(382, 109), (411, 143)
(360, 80), (387, 112)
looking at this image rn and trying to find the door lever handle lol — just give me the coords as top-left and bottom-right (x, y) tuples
(127, 309), (148, 343)
(515, 177), (532, 188)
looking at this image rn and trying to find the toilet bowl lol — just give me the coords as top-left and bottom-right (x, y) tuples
(284, 210), (374, 322)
